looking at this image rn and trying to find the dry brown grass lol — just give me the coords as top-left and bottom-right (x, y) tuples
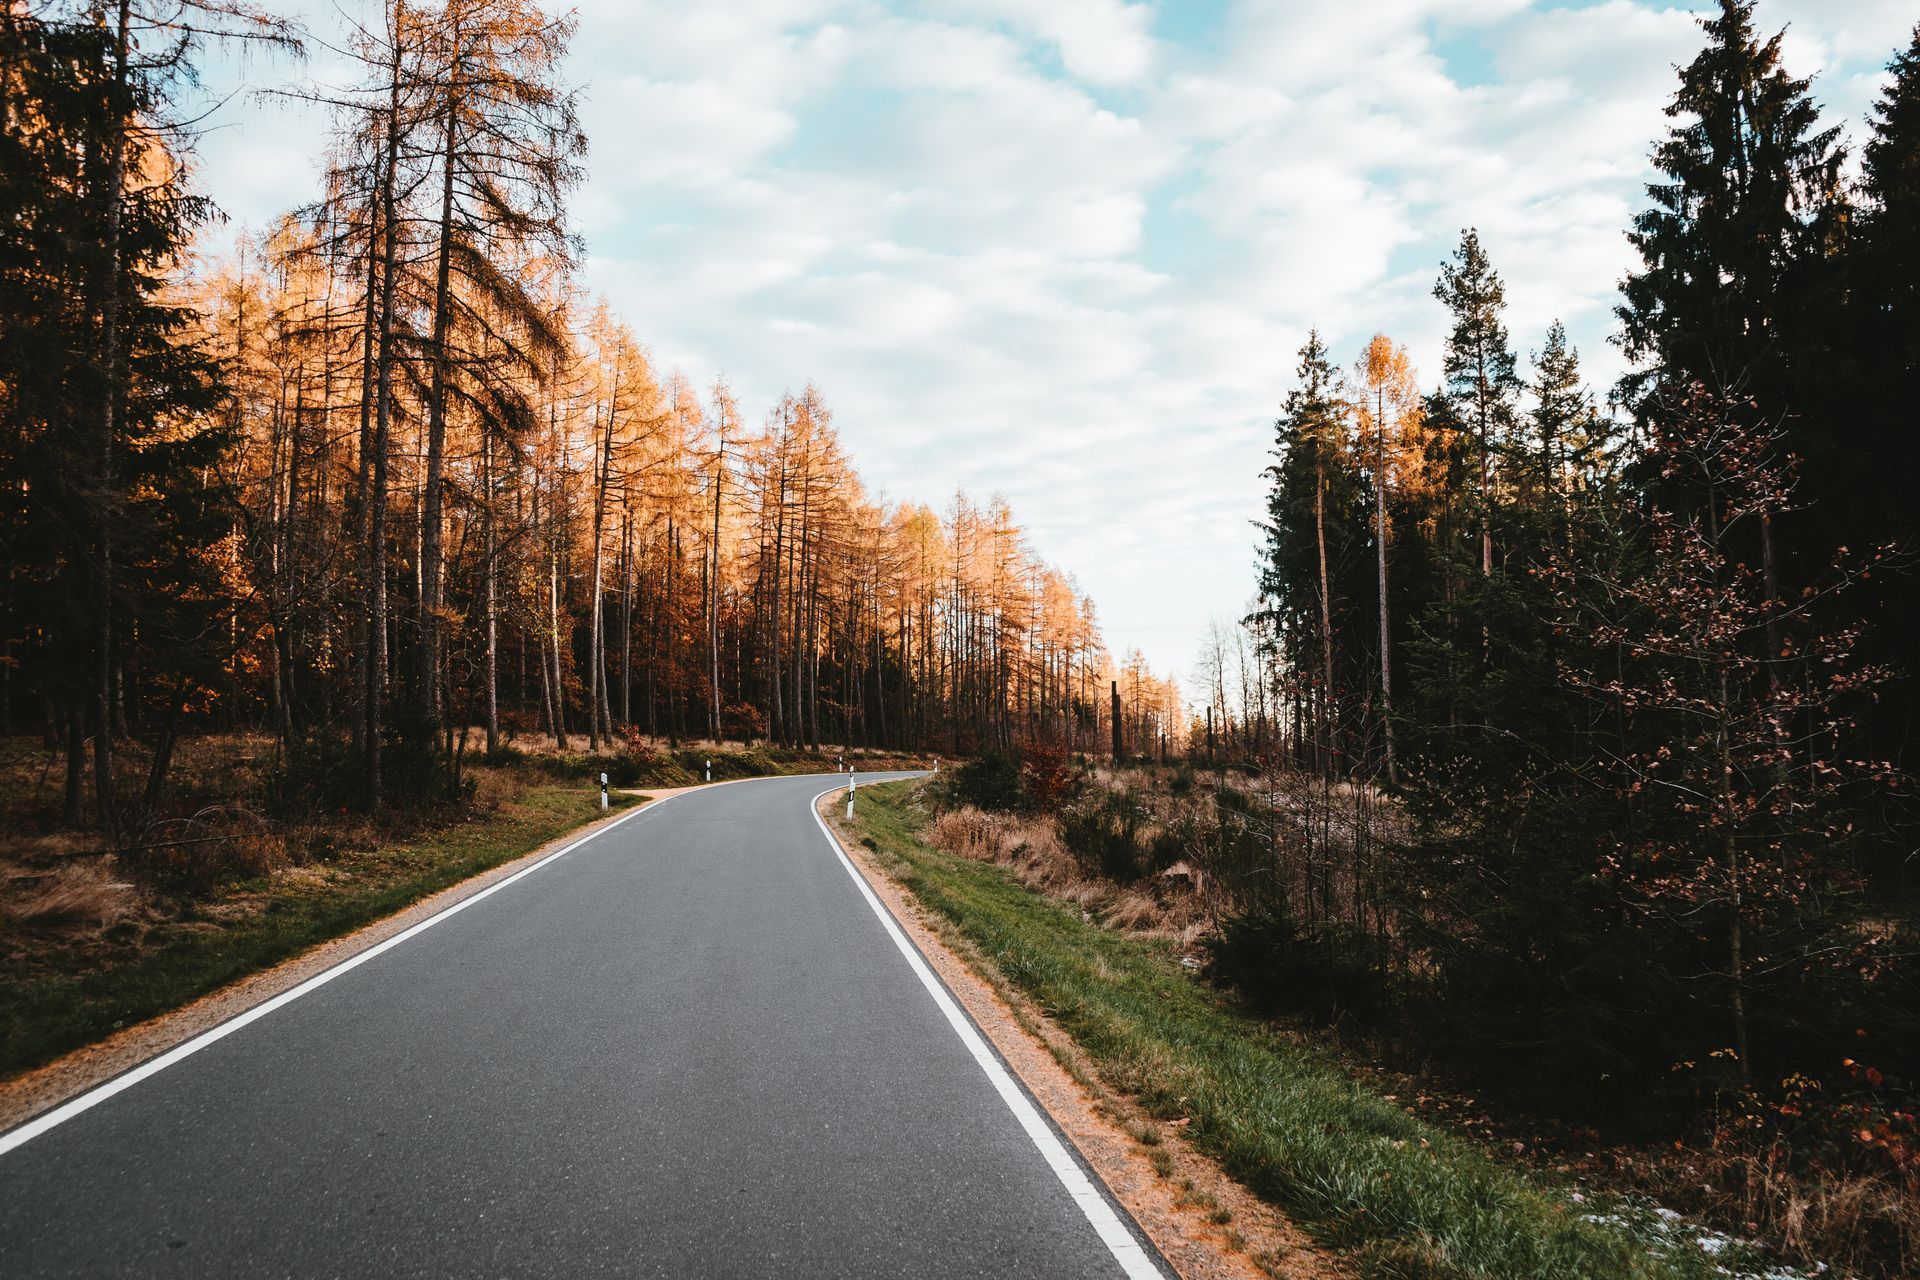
(1, 858), (143, 934)
(1593, 1131), (1920, 1279)
(468, 763), (523, 813)
(930, 806), (1085, 889)
(926, 803), (1209, 942)
(1719, 1144), (1918, 1277)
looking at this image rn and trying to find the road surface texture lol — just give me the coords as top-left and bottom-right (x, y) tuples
(1, 772), (1167, 1279)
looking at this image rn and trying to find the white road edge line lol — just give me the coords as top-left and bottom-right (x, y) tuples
(811, 782), (1166, 1280)
(0, 780), (720, 1158)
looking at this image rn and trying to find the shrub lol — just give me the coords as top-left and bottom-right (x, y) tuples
(497, 708), (544, 739)
(723, 702), (766, 742)
(559, 750), (657, 788)
(264, 733), (364, 819)
(1204, 906), (1388, 1024)
(128, 805), (288, 896)
(1020, 742), (1078, 812)
(381, 736), (476, 808)
(1060, 786), (1151, 882)
(941, 749), (1027, 813)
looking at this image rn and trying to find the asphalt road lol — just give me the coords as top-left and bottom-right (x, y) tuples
(0, 772), (1165, 1278)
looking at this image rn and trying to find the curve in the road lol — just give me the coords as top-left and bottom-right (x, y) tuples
(1, 771), (1168, 1280)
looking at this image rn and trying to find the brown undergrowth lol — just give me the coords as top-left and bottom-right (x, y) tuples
(927, 803), (1210, 946)
(923, 760), (1915, 1280)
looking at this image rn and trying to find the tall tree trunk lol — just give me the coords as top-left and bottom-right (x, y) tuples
(1478, 356), (1493, 577)
(586, 398), (613, 749)
(708, 443), (725, 743)
(1314, 459), (1336, 777)
(63, 698), (85, 826)
(88, 0), (134, 842)
(351, 164), (380, 760)
(1374, 388), (1395, 784)
(767, 448), (787, 743)
(548, 532), (567, 750)
(665, 519), (680, 747)
(482, 428), (499, 754)
(417, 61), (462, 737)
(620, 511), (634, 728)
(1718, 664), (1751, 1084)
(361, 35), (404, 810)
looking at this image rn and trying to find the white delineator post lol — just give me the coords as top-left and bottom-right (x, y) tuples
(704, 759), (711, 783)
(846, 771), (856, 820)
(598, 772), (608, 810)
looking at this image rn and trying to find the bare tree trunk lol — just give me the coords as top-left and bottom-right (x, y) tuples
(63, 698), (85, 826)
(417, 77), (461, 737)
(1717, 665), (1751, 1083)
(1314, 460), (1336, 777)
(88, 0), (135, 842)
(767, 445), (787, 743)
(482, 429), (499, 754)
(664, 519), (679, 747)
(548, 533), (567, 750)
(620, 511), (633, 728)
(708, 443), (725, 742)
(277, 370), (305, 747)
(1761, 509), (1781, 695)
(351, 163), (380, 762)
(1374, 389), (1395, 784)
(361, 34), (405, 810)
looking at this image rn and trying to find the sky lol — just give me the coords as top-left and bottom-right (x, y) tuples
(188, 0), (1917, 690)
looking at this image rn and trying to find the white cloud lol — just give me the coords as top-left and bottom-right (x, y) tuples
(185, 0), (1913, 682)
(922, 0), (1157, 85)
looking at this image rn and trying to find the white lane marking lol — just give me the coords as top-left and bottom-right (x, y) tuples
(0, 776), (760, 1157)
(810, 784), (1167, 1280)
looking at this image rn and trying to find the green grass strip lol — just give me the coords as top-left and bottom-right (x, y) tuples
(849, 780), (1709, 1280)
(0, 787), (633, 1079)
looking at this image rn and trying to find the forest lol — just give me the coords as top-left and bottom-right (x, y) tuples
(0, 0), (1185, 833)
(3, 0), (1918, 1272)
(1176, 0), (1916, 1263)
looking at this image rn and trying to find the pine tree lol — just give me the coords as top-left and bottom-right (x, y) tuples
(1840, 23), (1920, 892)
(1433, 229), (1519, 577)
(1863, 25), (1920, 385)
(1526, 321), (1611, 548)
(1260, 332), (1366, 776)
(0, 5), (249, 836)
(1615, 0), (1846, 415)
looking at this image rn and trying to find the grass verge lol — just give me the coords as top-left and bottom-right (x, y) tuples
(0, 785), (633, 1079)
(846, 780), (1711, 1280)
